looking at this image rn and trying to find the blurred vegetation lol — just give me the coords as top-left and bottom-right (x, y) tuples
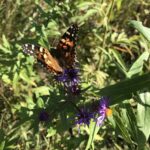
(0, 0), (150, 149)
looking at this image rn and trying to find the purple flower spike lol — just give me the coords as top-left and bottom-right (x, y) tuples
(96, 97), (111, 126)
(55, 68), (80, 94)
(75, 108), (94, 126)
(56, 69), (79, 84)
(69, 84), (81, 95)
(96, 111), (106, 126)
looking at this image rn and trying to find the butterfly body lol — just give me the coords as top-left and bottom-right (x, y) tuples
(23, 24), (78, 74)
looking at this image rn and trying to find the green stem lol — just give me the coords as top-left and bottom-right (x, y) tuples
(102, 0), (115, 48)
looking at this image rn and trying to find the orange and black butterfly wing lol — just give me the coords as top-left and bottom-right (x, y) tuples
(56, 24), (79, 68)
(22, 44), (63, 74)
(22, 25), (79, 74)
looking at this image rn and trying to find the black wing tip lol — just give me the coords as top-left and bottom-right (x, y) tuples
(71, 24), (79, 30)
(22, 43), (35, 55)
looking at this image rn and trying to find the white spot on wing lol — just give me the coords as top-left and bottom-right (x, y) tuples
(44, 54), (47, 58)
(25, 44), (28, 47)
(40, 47), (43, 52)
(66, 31), (70, 35)
(31, 44), (35, 50)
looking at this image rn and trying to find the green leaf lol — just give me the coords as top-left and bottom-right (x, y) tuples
(77, 2), (94, 9)
(12, 72), (19, 93)
(37, 97), (45, 108)
(137, 92), (150, 140)
(2, 74), (11, 84)
(113, 101), (149, 149)
(114, 113), (133, 144)
(127, 51), (149, 78)
(111, 48), (128, 73)
(2, 34), (10, 49)
(19, 69), (36, 86)
(0, 141), (5, 150)
(47, 127), (56, 137)
(123, 103), (145, 149)
(0, 129), (5, 150)
(86, 121), (100, 150)
(99, 73), (150, 105)
(33, 86), (50, 97)
(125, 105), (138, 141)
(129, 20), (150, 42)
(83, 9), (98, 20)
(0, 35), (11, 53)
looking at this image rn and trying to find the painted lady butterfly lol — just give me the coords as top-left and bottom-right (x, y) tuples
(23, 24), (78, 74)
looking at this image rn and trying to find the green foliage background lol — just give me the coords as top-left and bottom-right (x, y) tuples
(0, 0), (150, 149)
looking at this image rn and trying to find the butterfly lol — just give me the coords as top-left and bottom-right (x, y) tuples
(22, 24), (79, 74)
